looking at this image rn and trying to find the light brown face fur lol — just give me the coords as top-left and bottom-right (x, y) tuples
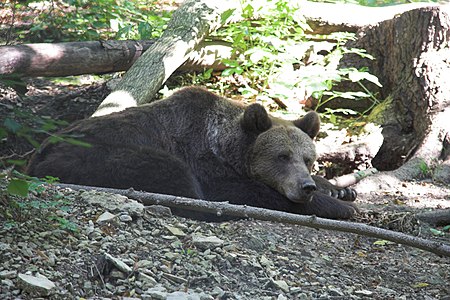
(249, 123), (318, 203)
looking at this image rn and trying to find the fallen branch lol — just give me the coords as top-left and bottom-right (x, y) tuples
(0, 40), (231, 78)
(416, 209), (450, 227)
(57, 183), (450, 257)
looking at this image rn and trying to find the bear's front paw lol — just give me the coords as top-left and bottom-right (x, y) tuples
(326, 187), (357, 202)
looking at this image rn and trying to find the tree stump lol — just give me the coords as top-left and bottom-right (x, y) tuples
(328, 6), (450, 186)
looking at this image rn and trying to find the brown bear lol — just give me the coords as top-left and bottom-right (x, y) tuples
(27, 87), (357, 220)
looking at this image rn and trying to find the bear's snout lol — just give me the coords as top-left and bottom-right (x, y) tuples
(282, 178), (317, 203)
(301, 181), (317, 193)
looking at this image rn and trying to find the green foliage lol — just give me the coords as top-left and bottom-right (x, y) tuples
(215, 0), (382, 119)
(1, 175), (78, 233)
(1, 108), (91, 164)
(15, 0), (170, 42)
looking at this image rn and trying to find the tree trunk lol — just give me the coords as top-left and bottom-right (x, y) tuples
(0, 40), (232, 77)
(301, 1), (437, 35)
(335, 6), (450, 186)
(91, 0), (239, 117)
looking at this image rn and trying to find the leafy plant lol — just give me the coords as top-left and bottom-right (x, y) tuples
(215, 0), (382, 120)
(1, 174), (77, 233)
(14, 0), (171, 42)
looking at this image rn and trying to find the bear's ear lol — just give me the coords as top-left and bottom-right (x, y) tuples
(241, 103), (272, 133)
(294, 111), (320, 139)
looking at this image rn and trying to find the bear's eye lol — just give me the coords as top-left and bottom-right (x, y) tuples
(304, 156), (313, 166)
(278, 152), (291, 161)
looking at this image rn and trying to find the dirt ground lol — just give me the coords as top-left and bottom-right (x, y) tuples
(0, 78), (449, 299)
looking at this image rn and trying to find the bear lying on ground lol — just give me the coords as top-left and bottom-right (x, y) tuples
(27, 87), (357, 220)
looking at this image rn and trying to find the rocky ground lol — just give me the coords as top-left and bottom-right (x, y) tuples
(0, 182), (449, 300)
(1, 79), (450, 299)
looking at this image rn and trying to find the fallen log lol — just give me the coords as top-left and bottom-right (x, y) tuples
(0, 40), (231, 77)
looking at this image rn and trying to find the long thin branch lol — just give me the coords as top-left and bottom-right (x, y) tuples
(57, 183), (450, 257)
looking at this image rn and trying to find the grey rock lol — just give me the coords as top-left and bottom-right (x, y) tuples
(121, 201), (145, 217)
(96, 211), (117, 223)
(2, 278), (14, 287)
(0, 242), (10, 251)
(82, 192), (143, 217)
(192, 235), (224, 250)
(138, 272), (158, 287)
(354, 289), (373, 296)
(104, 253), (132, 274)
(119, 214), (133, 222)
(17, 273), (56, 297)
(146, 205), (173, 217)
(0, 270), (16, 279)
(166, 291), (201, 300)
(272, 279), (289, 293)
(166, 225), (186, 237)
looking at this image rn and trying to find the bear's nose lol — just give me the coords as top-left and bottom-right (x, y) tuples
(301, 181), (317, 194)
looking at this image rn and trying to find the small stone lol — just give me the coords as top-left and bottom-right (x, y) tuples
(211, 287), (225, 297)
(277, 294), (288, 300)
(165, 225), (186, 237)
(121, 200), (145, 217)
(18, 273), (56, 297)
(110, 270), (127, 279)
(375, 286), (397, 295)
(146, 205), (172, 217)
(0, 270), (16, 279)
(2, 279), (14, 287)
(145, 285), (167, 300)
(136, 260), (153, 269)
(167, 291), (201, 300)
(0, 242), (10, 251)
(83, 281), (92, 289)
(138, 272), (157, 287)
(328, 287), (344, 296)
(272, 280), (289, 293)
(96, 211), (117, 223)
(260, 255), (272, 267)
(354, 289), (373, 296)
(119, 214), (133, 222)
(192, 235), (224, 250)
(104, 253), (132, 273)
(198, 292), (214, 300)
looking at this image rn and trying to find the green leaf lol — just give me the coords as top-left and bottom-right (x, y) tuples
(6, 159), (27, 166)
(220, 8), (235, 24)
(0, 127), (7, 139)
(429, 228), (444, 236)
(373, 240), (393, 246)
(64, 137), (92, 148)
(4, 118), (22, 133)
(137, 22), (153, 39)
(7, 179), (30, 197)
(442, 225), (450, 231)
(412, 282), (429, 288)
(345, 69), (382, 87)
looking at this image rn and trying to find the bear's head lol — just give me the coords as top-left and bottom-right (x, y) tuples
(242, 104), (320, 203)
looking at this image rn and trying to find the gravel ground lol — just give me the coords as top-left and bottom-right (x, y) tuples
(1, 183), (449, 300)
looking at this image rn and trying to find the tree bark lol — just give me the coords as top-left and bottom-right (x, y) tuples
(0, 40), (231, 77)
(302, 1), (437, 34)
(91, 0), (240, 117)
(336, 6), (450, 186)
